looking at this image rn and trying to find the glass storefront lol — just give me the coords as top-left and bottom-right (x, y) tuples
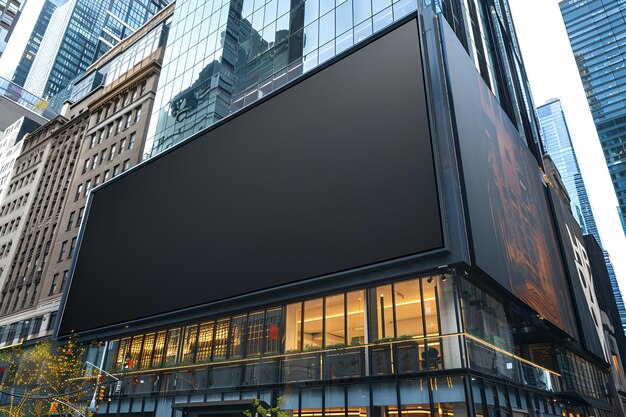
(82, 270), (619, 417)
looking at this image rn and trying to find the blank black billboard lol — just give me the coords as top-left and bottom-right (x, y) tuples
(440, 21), (578, 337)
(58, 19), (443, 336)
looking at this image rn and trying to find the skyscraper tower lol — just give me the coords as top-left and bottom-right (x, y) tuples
(537, 98), (626, 335)
(19, 0), (170, 99)
(560, 0), (626, 236)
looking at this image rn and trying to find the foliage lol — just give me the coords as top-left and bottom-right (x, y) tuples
(0, 338), (89, 417)
(243, 396), (288, 417)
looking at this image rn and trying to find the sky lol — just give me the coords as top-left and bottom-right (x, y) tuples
(508, 0), (626, 293)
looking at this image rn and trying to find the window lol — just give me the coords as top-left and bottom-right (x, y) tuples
(83, 159), (89, 174)
(91, 154), (98, 170)
(122, 159), (130, 172)
(58, 241), (68, 261)
(213, 319), (230, 359)
(181, 325), (199, 364)
(131, 88), (137, 101)
(47, 312), (57, 331)
(107, 124), (113, 139)
(128, 132), (136, 149)
(110, 145), (116, 161)
(20, 286), (30, 309)
(394, 279), (423, 337)
(124, 113), (131, 129)
(69, 238), (77, 259)
(95, 174), (101, 185)
(164, 328), (181, 365)
(134, 107), (142, 124)
(97, 129), (103, 144)
(196, 321), (214, 362)
(49, 273), (59, 295)
(84, 180), (91, 197)
(61, 270), (69, 289)
(104, 170), (110, 181)
(74, 184), (82, 201)
(140, 333), (156, 369)
(119, 138), (126, 153)
(76, 207), (84, 226)
(100, 150), (106, 164)
(325, 294), (345, 347)
(113, 165), (120, 177)
(66, 211), (75, 230)
(303, 298), (323, 349)
(140, 81), (146, 95)
(115, 119), (122, 134)
(286, 302), (302, 351)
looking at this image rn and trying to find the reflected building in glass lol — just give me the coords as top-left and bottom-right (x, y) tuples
(147, 0), (542, 159)
(561, 0), (626, 236)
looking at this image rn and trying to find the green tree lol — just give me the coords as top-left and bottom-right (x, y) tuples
(0, 339), (90, 417)
(243, 397), (288, 417)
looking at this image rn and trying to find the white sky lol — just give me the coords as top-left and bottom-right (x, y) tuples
(509, 0), (626, 293)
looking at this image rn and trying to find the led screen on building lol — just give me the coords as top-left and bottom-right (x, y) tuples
(58, 20), (444, 336)
(441, 21), (578, 337)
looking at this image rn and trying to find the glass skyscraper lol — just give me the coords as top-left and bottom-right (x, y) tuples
(537, 98), (626, 335)
(146, 0), (542, 159)
(19, 0), (170, 99)
(560, 0), (626, 236)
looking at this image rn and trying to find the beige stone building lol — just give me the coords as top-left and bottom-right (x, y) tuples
(0, 3), (173, 346)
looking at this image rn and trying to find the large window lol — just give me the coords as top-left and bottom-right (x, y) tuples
(105, 273), (466, 374)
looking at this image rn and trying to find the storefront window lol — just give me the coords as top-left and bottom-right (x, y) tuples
(129, 335), (143, 370)
(394, 279), (423, 337)
(347, 290), (365, 345)
(196, 321), (214, 362)
(246, 311), (265, 356)
(265, 307), (282, 354)
(372, 382), (397, 417)
(213, 319), (230, 359)
(303, 298), (323, 350)
(140, 333), (155, 369)
(286, 302), (302, 352)
(399, 379), (429, 414)
(116, 337), (130, 370)
(431, 376), (468, 417)
(325, 293), (345, 347)
(164, 328), (181, 366)
(375, 285), (395, 340)
(181, 325), (198, 364)
(230, 315), (247, 358)
(151, 331), (166, 367)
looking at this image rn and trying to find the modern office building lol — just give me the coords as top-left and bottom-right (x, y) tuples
(0, 3), (172, 348)
(0, 0), (23, 57)
(20, 0), (169, 100)
(537, 98), (626, 335)
(560, 0), (626, 236)
(55, 3), (623, 417)
(0, 0), (65, 87)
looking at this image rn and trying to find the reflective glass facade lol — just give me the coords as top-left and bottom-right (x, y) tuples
(537, 98), (626, 336)
(561, 0), (626, 235)
(147, 0), (542, 159)
(95, 0), (171, 59)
